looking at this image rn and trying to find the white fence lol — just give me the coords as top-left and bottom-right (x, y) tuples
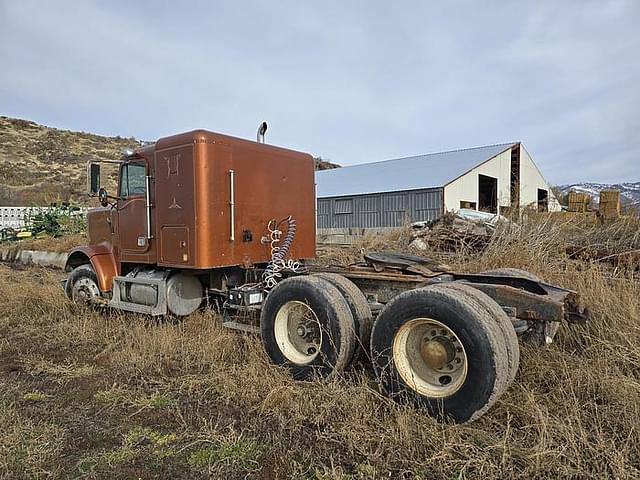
(0, 207), (88, 230)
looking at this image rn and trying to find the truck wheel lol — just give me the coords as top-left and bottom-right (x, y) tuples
(437, 282), (520, 386)
(370, 284), (509, 423)
(312, 273), (373, 365)
(260, 276), (356, 380)
(65, 264), (102, 305)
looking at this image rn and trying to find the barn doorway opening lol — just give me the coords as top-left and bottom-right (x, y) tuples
(537, 189), (549, 212)
(510, 145), (520, 208)
(478, 174), (498, 214)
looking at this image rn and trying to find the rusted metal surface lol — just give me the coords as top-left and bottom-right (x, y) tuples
(312, 252), (589, 327)
(449, 273), (588, 324)
(315, 264), (430, 283)
(363, 252), (451, 275)
(310, 264), (428, 304)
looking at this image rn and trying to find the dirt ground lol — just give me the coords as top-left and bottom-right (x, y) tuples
(1, 218), (639, 478)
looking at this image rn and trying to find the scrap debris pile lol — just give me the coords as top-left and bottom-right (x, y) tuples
(409, 209), (501, 254)
(564, 215), (640, 270)
(408, 208), (640, 271)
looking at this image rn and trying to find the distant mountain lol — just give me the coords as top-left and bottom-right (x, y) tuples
(314, 157), (341, 170)
(557, 182), (640, 207)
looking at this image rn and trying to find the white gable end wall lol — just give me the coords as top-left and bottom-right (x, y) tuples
(443, 149), (512, 213)
(520, 146), (561, 211)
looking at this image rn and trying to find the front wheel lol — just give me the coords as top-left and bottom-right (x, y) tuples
(65, 264), (102, 305)
(370, 284), (510, 423)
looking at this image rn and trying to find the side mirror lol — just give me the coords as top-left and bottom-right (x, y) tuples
(88, 162), (101, 195)
(98, 187), (109, 207)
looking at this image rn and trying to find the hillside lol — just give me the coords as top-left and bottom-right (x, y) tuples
(0, 117), (139, 206)
(0, 116), (340, 207)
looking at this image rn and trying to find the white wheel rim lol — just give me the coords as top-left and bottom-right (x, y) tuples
(72, 277), (100, 304)
(274, 301), (322, 365)
(392, 318), (468, 398)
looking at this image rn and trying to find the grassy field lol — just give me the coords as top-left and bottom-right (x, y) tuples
(1, 215), (639, 479)
(3, 233), (87, 254)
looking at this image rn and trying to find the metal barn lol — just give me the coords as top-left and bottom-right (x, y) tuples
(316, 142), (559, 238)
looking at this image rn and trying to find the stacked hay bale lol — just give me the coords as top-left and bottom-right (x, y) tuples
(567, 192), (591, 213)
(598, 190), (621, 222)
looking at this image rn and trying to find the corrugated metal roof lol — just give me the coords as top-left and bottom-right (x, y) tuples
(316, 142), (517, 198)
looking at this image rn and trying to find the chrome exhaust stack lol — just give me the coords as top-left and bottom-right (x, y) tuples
(257, 121), (268, 143)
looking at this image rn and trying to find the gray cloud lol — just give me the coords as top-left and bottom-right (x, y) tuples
(1, 0), (638, 184)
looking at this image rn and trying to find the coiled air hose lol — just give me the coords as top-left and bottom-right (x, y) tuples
(262, 216), (301, 289)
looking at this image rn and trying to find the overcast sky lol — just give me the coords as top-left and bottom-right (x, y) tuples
(1, 0), (638, 185)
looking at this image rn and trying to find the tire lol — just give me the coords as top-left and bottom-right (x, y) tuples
(65, 264), (102, 305)
(438, 282), (520, 387)
(260, 276), (356, 380)
(312, 273), (373, 365)
(370, 284), (510, 423)
(481, 268), (541, 283)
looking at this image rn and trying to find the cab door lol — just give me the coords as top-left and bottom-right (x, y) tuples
(117, 161), (152, 261)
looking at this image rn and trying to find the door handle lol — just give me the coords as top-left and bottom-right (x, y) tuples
(229, 169), (235, 242)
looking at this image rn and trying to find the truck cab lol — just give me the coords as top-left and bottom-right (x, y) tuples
(65, 129), (316, 315)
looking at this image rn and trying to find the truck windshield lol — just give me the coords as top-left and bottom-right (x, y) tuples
(119, 163), (146, 197)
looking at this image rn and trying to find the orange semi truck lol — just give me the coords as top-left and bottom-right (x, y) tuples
(65, 126), (588, 423)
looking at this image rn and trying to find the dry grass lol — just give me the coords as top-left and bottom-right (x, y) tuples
(1, 216), (640, 478)
(4, 233), (87, 253)
(0, 116), (136, 206)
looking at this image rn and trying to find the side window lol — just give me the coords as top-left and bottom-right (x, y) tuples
(127, 164), (147, 196)
(119, 163), (147, 197)
(119, 165), (129, 197)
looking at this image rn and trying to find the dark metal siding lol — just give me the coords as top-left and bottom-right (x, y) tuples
(317, 187), (443, 229)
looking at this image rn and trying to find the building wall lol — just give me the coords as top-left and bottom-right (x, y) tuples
(443, 149), (512, 213)
(0, 207), (89, 229)
(317, 187), (443, 231)
(0, 207), (30, 229)
(443, 146), (561, 213)
(316, 143), (560, 235)
(519, 145), (561, 211)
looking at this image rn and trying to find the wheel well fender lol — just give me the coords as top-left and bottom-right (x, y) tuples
(65, 245), (118, 293)
(65, 251), (91, 272)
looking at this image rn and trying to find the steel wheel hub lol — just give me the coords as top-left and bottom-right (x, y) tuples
(393, 318), (468, 397)
(274, 301), (322, 364)
(72, 277), (100, 305)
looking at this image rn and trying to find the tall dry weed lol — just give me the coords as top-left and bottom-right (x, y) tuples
(1, 212), (639, 478)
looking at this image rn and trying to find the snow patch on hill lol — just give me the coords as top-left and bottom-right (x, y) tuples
(558, 182), (640, 205)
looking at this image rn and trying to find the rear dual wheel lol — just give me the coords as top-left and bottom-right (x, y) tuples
(370, 283), (513, 423)
(260, 276), (357, 380)
(261, 276), (517, 423)
(311, 273), (373, 363)
(442, 282), (520, 385)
